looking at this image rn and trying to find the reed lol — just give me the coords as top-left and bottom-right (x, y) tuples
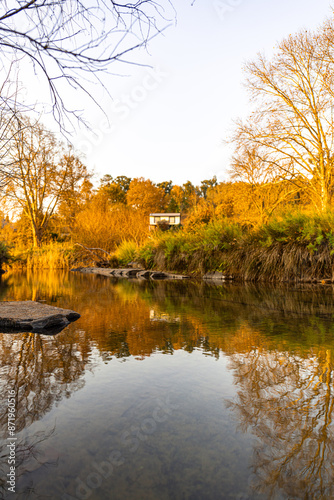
(113, 240), (138, 267)
(5, 242), (78, 270)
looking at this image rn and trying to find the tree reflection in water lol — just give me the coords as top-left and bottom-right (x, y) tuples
(0, 331), (89, 432)
(1, 272), (334, 498)
(0, 327), (90, 497)
(0, 427), (56, 497)
(225, 324), (334, 499)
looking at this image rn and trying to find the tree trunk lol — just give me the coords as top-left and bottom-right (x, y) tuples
(32, 224), (42, 248)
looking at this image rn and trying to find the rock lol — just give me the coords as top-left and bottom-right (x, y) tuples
(136, 270), (153, 279)
(127, 261), (144, 270)
(150, 271), (170, 279)
(0, 301), (80, 334)
(203, 272), (230, 280)
(121, 269), (143, 278)
(165, 273), (190, 280)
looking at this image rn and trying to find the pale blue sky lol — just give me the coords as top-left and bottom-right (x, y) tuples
(70, 0), (333, 186)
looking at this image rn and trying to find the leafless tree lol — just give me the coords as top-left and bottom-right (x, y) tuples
(231, 24), (334, 212)
(0, 67), (27, 189)
(0, 0), (175, 130)
(4, 116), (89, 246)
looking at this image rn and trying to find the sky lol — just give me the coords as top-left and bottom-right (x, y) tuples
(50, 1), (334, 186)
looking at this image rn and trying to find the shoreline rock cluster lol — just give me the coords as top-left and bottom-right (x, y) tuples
(71, 267), (237, 281)
(71, 267), (334, 284)
(71, 267), (191, 280)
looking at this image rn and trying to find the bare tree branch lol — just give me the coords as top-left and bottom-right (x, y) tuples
(231, 24), (334, 212)
(0, 0), (176, 131)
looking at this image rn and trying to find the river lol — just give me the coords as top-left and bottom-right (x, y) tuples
(0, 270), (334, 499)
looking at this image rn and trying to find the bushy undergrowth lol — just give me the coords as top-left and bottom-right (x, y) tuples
(136, 220), (242, 275)
(123, 212), (334, 281)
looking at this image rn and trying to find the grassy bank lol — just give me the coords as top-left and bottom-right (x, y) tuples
(114, 212), (334, 282)
(4, 212), (334, 282)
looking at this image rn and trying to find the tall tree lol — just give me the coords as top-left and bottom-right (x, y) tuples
(182, 181), (198, 211)
(5, 118), (87, 246)
(200, 176), (217, 199)
(56, 148), (93, 226)
(232, 24), (334, 212)
(157, 180), (173, 196)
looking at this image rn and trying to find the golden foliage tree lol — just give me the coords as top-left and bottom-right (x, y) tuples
(126, 177), (166, 214)
(56, 149), (93, 227)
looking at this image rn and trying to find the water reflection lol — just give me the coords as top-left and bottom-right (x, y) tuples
(225, 325), (334, 499)
(0, 426), (57, 497)
(0, 330), (90, 432)
(0, 271), (334, 498)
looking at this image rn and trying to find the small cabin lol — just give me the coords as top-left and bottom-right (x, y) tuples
(149, 213), (181, 230)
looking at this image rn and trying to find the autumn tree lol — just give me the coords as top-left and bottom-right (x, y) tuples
(4, 118), (88, 247)
(182, 181), (199, 211)
(230, 148), (299, 223)
(126, 177), (166, 214)
(157, 180), (173, 196)
(0, 72), (25, 188)
(168, 185), (184, 212)
(56, 149), (93, 228)
(99, 175), (132, 204)
(232, 23), (334, 212)
(200, 176), (217, 199)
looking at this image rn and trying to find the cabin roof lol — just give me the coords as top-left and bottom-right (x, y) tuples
(149, 213), (180, 216)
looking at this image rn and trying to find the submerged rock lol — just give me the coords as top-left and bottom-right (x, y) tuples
(0, 301), (80, 334)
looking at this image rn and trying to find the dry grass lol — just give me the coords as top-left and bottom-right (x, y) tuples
(5, 242), (78, 270)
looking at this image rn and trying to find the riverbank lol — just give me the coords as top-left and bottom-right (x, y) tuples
(3, 212), (334, 283)
(113, 212), (334, 283)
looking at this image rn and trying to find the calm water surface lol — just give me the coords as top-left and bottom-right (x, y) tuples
(0, 271), (334, 500)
